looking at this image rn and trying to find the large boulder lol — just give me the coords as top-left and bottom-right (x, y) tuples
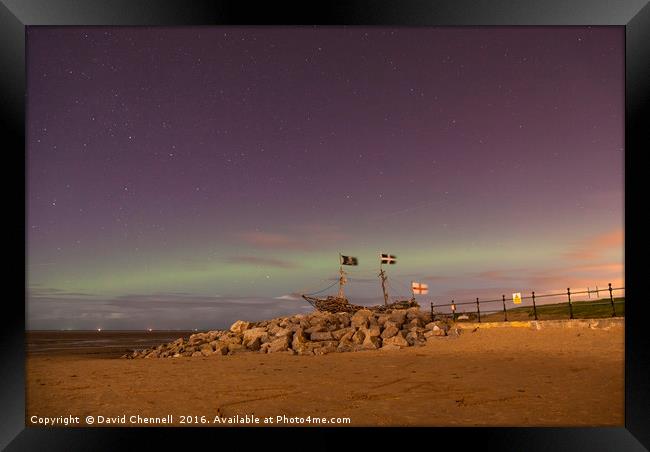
(405, 307), (421, 320)
(230, 320), (251, 334)
(337, 340), (355, 353)
(273, 327), (293, 339)
(242, 328), (269, 347)
(313, 344), (338, 355)
(222, 334), (243, 345)
(405, 331), (420, 346)
(291, 328), (309, 353)
(351, 309), (373, 329)
(382, 333), (409, 348)
(381, 324), (399, 339)
(310, 331), (334, 341)
(389, 310), (407, 327)
(433, 325), (446, 336)
(362, 335), (382, 350)
(447, 327), (461, 337)
(200, 344), (214, 356)
(304, 325), (327, 334)
(376, 314), (391, 327)
(268, 336), (290, 353)
(316, 340), (339, 349)
(362, 325), (381, 338)
(227, 343), (245, 354)
(418, 312), (433, 324)
(331, 327), (354, 341)
(200, 342), (213, 352)
(213, 341), (229, 355)
(189, 333), (208, 345)
(268, 324), (283, 336)
(351, 329), (366, 345)
(246, 337), (264, 351)
(309, 312), (337, 327)
(336, 313), (352, 328)
(380, 344), (401, 351)
(339, 330), (355, 343)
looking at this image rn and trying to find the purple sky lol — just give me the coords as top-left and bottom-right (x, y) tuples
(26, 27), (624, 330)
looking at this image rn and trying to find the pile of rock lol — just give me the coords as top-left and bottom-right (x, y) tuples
(123, 307), (460, 359)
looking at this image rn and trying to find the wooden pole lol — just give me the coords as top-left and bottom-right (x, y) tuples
(379, 265), (389, 305)
(532, 291), (538, 321)
(609, 283), (616, 317)
(567, 287), (574, 319)
(337, 253), (346, 299)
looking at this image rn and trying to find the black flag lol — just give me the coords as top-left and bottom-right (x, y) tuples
(341, 255), (358, 266)
(380, 253), (397, 264)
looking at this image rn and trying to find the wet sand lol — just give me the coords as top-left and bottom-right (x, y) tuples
(26, 324), (624, 427)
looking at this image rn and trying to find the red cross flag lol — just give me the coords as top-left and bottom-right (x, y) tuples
(411, 282), (429, 295)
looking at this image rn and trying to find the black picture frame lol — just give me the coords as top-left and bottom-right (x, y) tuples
(3, 0), (648, 450)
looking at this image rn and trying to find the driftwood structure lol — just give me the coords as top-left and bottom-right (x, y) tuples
(301, 253), (421, 314)
(301, 295), (419, 314)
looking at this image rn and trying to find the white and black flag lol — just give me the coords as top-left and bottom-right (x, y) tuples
(341, 255), (358, 266)
(380, 253), (397, 264)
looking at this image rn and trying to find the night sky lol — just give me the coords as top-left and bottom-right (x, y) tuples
(27, 27), (624, 330)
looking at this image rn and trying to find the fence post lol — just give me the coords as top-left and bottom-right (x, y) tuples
(451, 300), (456, 322)
(532, 291), (538, 321)
(502, 294), (507, 322)
(609, 283), (616, 317)
(431, 301), (435, 321)
(476, 297), (481, 323)
(567, 287), (574, 319)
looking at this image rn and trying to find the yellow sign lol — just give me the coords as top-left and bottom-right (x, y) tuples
(512, 293), (522, 304)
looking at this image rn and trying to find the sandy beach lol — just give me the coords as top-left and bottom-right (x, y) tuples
(26, 322), (624, 427)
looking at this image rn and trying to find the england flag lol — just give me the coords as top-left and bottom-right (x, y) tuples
(411, 282), (429, 295)
(380, 253), (397, 264)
